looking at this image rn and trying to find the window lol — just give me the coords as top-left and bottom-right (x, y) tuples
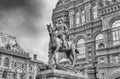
(13, 73), (17, 79)
(2, 70), (7, 78)
(110, 55), (119, 63)
(77, 39), (86, 59)
(99, 57), (105, 64)
(112, 20), (120, 45)
(29, 64), (33, 71)
(22, 64), (24, 69)
(93, 5), (98, 19)
(81, 10), (86, 24)
(95, 34), (104, 49)
(4, 57), (9, 67)
(75, 12), (80, 25)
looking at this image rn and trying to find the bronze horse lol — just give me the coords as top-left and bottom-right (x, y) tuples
(47, 24), (79, 67)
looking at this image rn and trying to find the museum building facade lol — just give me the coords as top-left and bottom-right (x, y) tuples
(52, 0), (120, 79)
(0, 33), (44, 79)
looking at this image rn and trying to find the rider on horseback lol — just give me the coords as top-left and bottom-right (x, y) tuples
(54, 19), (68, 48)
(47, 22), (79, 68)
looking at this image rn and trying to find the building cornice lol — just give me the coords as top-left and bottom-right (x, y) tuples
(53, 0), (91, 16)
(96, 44), (120, 56)
(97, 63), (120, 69)
(0, 47), (30, 59)
(99, 2), (120, 16)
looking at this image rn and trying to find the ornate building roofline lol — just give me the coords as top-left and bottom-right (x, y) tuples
(0, 46), (30, 59)
(54, 0), (90, 14)
(0, 47), (30, 59)
(0, 32), (30, 59)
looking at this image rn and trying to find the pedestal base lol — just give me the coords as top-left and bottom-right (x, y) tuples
(36, 69), (85, 79)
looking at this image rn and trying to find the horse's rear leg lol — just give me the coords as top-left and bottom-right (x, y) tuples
(69, 55), (73, 66)
(72, 51), (77, 68)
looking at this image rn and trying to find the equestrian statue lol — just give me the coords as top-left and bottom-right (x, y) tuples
(47, 19), (79, 69)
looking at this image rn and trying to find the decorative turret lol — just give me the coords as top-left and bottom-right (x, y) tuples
(52, 0), (70, 28)
(52, 9), (69, 28)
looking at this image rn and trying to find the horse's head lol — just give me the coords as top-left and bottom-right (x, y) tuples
(47, 24), (57, 44)
(47, 24), (57, 38)
(47, 24), (53, 34)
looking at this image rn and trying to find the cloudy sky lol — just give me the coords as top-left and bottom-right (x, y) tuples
(0, 0), (58, 63)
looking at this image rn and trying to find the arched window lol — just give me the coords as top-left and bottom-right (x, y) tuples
(81, 10), (86, 24)
(75, 11), (80, 25)
(77, 39), (85, 59)
(112, 20), (120, 45)
(4, 57), (9, 67)
(95, 34), (104, 49)
(93, 5), (98, 19)
(2, 70), (7, 78)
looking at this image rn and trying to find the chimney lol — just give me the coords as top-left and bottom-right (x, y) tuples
(33, 54), (37, 60)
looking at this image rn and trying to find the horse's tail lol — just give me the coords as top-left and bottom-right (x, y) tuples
(75, 48), (79, 54)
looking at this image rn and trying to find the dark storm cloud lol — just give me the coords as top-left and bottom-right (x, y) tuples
(0, 0), (43, 17)
(0, 0), (45, 37)
(0, 0), (27, 8)
(0, 0), (57, 61)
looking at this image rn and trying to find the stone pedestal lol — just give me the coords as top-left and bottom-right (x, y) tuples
(36, 69), (85, 79)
